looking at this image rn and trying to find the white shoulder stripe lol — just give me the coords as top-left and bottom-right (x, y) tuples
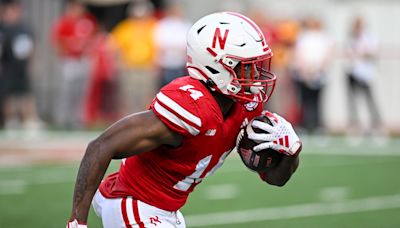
(156, 92), (202, 128)
(154, 101), (200, 136)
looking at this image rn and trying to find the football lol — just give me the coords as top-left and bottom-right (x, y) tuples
(237, 115), (284, 172)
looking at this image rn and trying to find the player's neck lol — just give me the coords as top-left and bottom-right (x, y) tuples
(211, 90), (235, 119)
(200, 81), (235, 119)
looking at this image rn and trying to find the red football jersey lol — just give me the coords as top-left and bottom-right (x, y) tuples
(99, 76), (262, 211)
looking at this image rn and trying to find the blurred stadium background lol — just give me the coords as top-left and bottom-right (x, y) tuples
(1, 0), (400, 227)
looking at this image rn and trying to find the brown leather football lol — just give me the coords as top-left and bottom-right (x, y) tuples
(237, 115), (284, 172)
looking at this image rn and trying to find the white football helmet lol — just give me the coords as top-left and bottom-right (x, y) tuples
(186, 12), (276, 103)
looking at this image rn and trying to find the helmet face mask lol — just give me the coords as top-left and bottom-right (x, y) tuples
(224, 55), (276, 103)
(186, 12), (277, 104)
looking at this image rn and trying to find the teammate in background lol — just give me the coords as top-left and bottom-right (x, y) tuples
(83, 24), (120, 128)
(51, 0), (97, 130)
(67, 12), (302, 228)
(345, 16), (382, 135)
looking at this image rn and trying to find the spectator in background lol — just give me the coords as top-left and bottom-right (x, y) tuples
(291, 17), (333, 134)
(111, 0), (157, 114)
(0, 0), (41, 131)
(83, 24), (120, 128)
(154, 1), (190, 88)
(272, 18), (302, 125)
(248, 10), (302, 126)
(261, 14), (301, 124)
(345, 16), (382, 135)
(51, 0), (97, 129)
(0, 3), (4, 128)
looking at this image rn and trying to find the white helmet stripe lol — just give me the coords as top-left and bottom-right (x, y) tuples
(226, 12), (266, 46)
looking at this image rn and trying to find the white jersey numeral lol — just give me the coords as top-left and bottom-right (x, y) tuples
(204, 151), (230, 178)
(179, 85), (204, 100)
(173, 155), (211, 191)
(173, 150), (231, 191)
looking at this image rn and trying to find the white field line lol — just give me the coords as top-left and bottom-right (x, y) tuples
(204, 184), (238, 200)
(185, 194), (400, 227)
(0, 179), (27, 195)
(0, 172), (75, 194)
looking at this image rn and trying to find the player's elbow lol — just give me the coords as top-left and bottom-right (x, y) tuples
(86, 139), (101, 156)
(265, 175), (292, 187)
(261, 162), (299, 187)
(259, 170), (292, 187)
(86, 138), (113, 159)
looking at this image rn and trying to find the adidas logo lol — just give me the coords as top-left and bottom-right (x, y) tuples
(205, 129), (217, 136)
(273, 135), (289, 148)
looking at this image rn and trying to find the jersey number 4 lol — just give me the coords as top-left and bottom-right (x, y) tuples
(173, 151), (230, 191)
(179, 85), (204, 100)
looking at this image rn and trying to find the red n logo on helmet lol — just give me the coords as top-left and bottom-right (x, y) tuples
(212, 28), (229, 50)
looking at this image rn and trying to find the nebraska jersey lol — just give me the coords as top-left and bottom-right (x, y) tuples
(99, 76), (262, 211)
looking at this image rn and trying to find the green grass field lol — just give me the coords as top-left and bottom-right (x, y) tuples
(1, 135), (400, 227)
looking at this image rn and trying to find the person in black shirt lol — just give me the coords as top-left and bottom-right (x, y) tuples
(0, 20), (4, 127)
(0, 0), (41, 130)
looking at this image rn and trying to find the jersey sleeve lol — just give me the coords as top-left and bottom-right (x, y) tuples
(150, 87), (203, 137)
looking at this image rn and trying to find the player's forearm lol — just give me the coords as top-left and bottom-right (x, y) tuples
(70, 140), (112, 223)
(262, 155), (299, 186)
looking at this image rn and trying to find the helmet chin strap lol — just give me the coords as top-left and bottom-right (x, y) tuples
(206, 78), (215, 88)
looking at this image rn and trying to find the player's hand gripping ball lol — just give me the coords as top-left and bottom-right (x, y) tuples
(236, 115), (284, 172)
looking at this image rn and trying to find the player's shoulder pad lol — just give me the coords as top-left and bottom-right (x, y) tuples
(151, 77), (210, 137)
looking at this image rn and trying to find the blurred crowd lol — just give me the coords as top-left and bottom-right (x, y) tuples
(0, 0), (383, 136)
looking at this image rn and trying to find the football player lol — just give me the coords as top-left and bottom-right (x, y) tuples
(67, 12), (301, 228)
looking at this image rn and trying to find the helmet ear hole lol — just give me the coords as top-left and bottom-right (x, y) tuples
(205, 66), (220, 74)
(197, 25), (207, 34)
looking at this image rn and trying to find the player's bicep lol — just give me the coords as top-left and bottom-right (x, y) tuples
(94, 110), (181, 159)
